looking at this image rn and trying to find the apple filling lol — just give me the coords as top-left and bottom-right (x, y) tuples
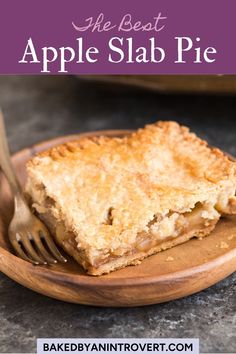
(45, 201), (219, 269)
(26, 181), (236, 271)
(88, 202), (221, 267)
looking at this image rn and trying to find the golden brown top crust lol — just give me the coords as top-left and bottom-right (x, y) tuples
(26, 121), (236, 250)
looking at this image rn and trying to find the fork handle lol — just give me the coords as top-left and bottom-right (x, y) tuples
(0, 110), (22, 197)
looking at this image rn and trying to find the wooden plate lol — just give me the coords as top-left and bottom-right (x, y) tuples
(0, 130), (236, 307)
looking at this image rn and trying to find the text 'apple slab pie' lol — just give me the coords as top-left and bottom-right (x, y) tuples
(25, 121), (236, 275)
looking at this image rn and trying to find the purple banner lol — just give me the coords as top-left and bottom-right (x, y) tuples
(0, 0), (235, 74)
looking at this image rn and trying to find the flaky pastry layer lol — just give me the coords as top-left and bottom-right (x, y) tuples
(25, 121), (236, 275)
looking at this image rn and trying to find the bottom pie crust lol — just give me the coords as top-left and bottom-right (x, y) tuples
(87, 225), (216, 276)
(38, 209), (217, 276)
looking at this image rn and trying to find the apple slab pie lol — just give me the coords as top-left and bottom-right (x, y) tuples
(25, 121), (236, 275)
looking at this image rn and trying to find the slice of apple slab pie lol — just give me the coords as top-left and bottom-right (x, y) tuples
(25, 121), (236, 275)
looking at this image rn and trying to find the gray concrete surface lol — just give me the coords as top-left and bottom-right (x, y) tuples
(0, 76), (235, 353)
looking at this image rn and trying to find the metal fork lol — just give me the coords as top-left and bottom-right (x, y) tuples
(0, 109), (67, 265)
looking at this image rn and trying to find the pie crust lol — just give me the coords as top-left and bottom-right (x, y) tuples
(25, 121), (236, 275)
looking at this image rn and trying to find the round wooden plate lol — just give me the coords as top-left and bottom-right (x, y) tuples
(0, 130), (236, 307)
